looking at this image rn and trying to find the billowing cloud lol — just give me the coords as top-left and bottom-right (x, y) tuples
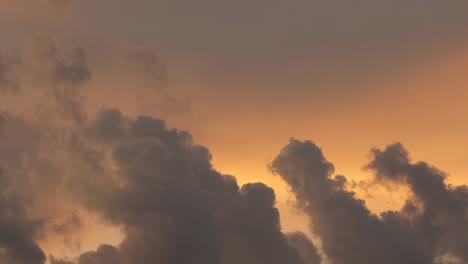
(49, 109), (316, 264)
(367, 143), (468, 263)
(2, 2), (468, 263)
(0, 100), (321, 264)
(0, 154), (46, 264)
(271, 139), (468, 264)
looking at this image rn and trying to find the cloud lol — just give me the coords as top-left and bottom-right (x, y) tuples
(0, 165), (46, 264)
(3, 4), (468, 261)
(50, 109), (318, 264)
(271, 138), (468, 263)
(76, 245), (118, 264)
(0, 112), (92, 263)
(287, 232), (322, 264)
(2, 75), (468, 264)
(123, 42), (167, 85)
(367, 143), (468, 262)
(0, 53), (21, 94)
(28, 35), (91, 123)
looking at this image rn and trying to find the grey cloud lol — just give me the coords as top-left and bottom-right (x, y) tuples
(52, 109), (319, 264)
(365, 142), (410, 181)
(31, 36), (91, 87)
(287, 232), (321, 264)
(29, 35), (91, 123)
(367, 143), (468, 262)
(271, 139), (434, 264)
(0, 168), (46, 264)
(84, 108), (128, 143)
(76, 245), (118, 264)
(5, 102), (468, 264)
(0, 113), (81, 264)
(50, 245), (119, 264)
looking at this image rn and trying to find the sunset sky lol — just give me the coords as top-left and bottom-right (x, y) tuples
(1, 1), (468, 263)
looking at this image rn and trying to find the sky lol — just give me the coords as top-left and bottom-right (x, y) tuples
(1, 1), (468, 263)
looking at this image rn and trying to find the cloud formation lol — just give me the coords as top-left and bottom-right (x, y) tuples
(271, 139), (468, 264)
(0, 167), (46, 264)
(51, 108), (317, 264)
(367, 143), (468, 263)
(1, 2), (468, 262)
(2, 67), (468, 263)
(0, 86), (320, 264)
(2, 59), (468, 263)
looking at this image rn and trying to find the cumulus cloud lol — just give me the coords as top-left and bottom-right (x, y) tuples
(271, 139), (468, 264)
(4, 84), (468, 264)
(48, 109), (317, 264)
(367, 143), (468, 262)
(2, 3), (468, 261)
(0, 96), (320, 264)
(3, 72), (468, 264)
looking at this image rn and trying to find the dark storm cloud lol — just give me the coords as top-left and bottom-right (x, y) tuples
(271, 139), (468, 263)
(52, 108), (319, 264)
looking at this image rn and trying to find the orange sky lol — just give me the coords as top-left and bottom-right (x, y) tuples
(2, 0), (468, 261)
(53, 43), (468, 258)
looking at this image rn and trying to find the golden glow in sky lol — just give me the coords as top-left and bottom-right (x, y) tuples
(1, 1), (468, 263)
